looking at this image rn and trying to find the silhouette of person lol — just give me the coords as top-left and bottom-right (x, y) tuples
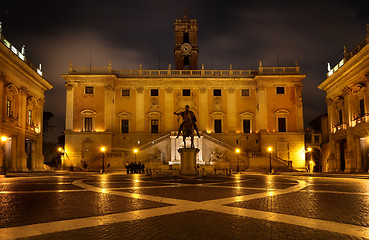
(174, 105), (200, 138)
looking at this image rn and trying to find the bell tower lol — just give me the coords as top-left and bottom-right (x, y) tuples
(174, 12), (198, 70)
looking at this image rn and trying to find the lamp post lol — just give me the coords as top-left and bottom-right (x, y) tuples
(101, 147), (106, 174)
(235, 148), (240, 173)
(58, 147), (65, 169)
(307, 147), (313, 173)
(1, 136), (7, 176)
(133, 148), (138, 162)
(268, 147), (273, 174)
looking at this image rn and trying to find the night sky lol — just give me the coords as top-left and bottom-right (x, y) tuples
(1, 0), (369, 142)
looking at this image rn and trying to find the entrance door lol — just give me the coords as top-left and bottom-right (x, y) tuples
(25, 140), (32, 170)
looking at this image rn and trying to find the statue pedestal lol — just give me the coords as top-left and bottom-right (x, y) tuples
(178, 148), (199, 175)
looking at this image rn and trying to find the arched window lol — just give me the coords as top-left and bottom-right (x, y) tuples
(240, 112), (254, 133)
(118, 112), (132, 134)
(148, 112), (161, 134)
(81, 109), (96, 132)
(275, 110), (289, 132)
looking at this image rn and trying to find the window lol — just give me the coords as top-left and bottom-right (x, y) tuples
(339, 109), (343, 125)
(213, 89), (221, 96)
(360, 99), (365, 117)
(278, 118), (286, 132)
(243, 119), (251, 133)
(276, 87), (285, 95)
(214, 119), (222, 133)
(84, 117), (93, 132)
(241, 89), (250, 96)
(122, 89), (130, 96)
(6, 99), (11, 117)
(183, 56), (189, 69)
(121, 119), (129, 133)
(85, 87), (94, 95)
(314, 135), (320, 143)
(151, 89), (159, 96)
(151, 120), (159, 133)
(183, 33), (189, 43)
(182, 89), (191, 96)
(28, 110), (32, 125)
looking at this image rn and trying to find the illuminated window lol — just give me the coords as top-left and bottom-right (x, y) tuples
(241, 89), (250, 96)
(85, 87), (94, 95)
(6, 99), (11, 117)
(276, 87), (285, 95)
(151, 120), (159, 133)
(183, 89), (191, 96)
(213, 89), (221, 96)
(214, 119), (222, 133)
(121, 119), (129, 133)
(84, 117), (93, 132)
(151, 89), (159, 96)
(28, 110), (32, 125)
(122, 89), (130, 96)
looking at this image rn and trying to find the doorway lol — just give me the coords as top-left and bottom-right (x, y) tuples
(25, 139), (32, 170)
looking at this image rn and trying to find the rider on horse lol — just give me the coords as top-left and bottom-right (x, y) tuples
(174, 105), (201, 138)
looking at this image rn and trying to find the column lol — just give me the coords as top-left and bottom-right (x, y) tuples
(227, 88), (236, 132)
(165, 87), (174, 131)
(65, 84), (74, 131)
(136, 87), (145, 132)
(199, 87), (208, 131)
(17, 87), (27, 171)
(35, 99), (45, 170)
(357, 138), (363, 172)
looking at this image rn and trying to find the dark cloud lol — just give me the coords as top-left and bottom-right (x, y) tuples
(1, 0), (369, 141)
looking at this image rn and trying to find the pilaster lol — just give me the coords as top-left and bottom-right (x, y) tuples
(165, 87), (174, 131)
(227, 88), (236, 132)
(199, 87), (208, 131)
(256, 84), (267, 131)
(136, 87), (145, 132)
(65, 84), (74, 131)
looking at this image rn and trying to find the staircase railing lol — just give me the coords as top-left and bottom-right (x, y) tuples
(201, 133), (235, 151)
(138, 133), (171, 151)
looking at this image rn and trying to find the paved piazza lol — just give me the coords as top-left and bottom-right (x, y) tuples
(1, 172), (369, 239)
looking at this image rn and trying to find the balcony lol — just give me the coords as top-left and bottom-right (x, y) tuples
(68, 66), (300, 78)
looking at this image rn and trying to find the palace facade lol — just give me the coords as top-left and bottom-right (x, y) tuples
(319, 26), (369, 172)
(62, 14), (306, 171)
(0, 27), (52, 172)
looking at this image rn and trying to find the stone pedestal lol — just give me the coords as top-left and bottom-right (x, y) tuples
(178, 148), (199, 175)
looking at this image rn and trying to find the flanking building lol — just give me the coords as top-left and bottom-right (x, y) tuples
(62, 14), (306, 172)
(0, 26), (52, 172)
(319, 26), (369, 172)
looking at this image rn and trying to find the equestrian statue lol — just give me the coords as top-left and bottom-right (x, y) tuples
(174, 105), (201, 148)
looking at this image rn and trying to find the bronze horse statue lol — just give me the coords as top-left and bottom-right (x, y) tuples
(182, 117), (195, 148)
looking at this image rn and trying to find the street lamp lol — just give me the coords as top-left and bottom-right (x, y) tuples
(235, 148), (240, 173)
(268, 147), (273, 174)
(307, 147), (313, 173)
(58, 147), (65, 169)
(101, 147), (106, 174)
(1, 136), (8, 176)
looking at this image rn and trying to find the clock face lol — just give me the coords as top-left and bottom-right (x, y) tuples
(180, 43), (192, 55)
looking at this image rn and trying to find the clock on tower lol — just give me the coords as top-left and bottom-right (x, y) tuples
(174, 12), (199, 70)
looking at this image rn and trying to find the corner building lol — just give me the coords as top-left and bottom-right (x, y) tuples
(62, 14), (306, 171)
(0, 29), (52, 172)
(319, 27), (369, 172)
